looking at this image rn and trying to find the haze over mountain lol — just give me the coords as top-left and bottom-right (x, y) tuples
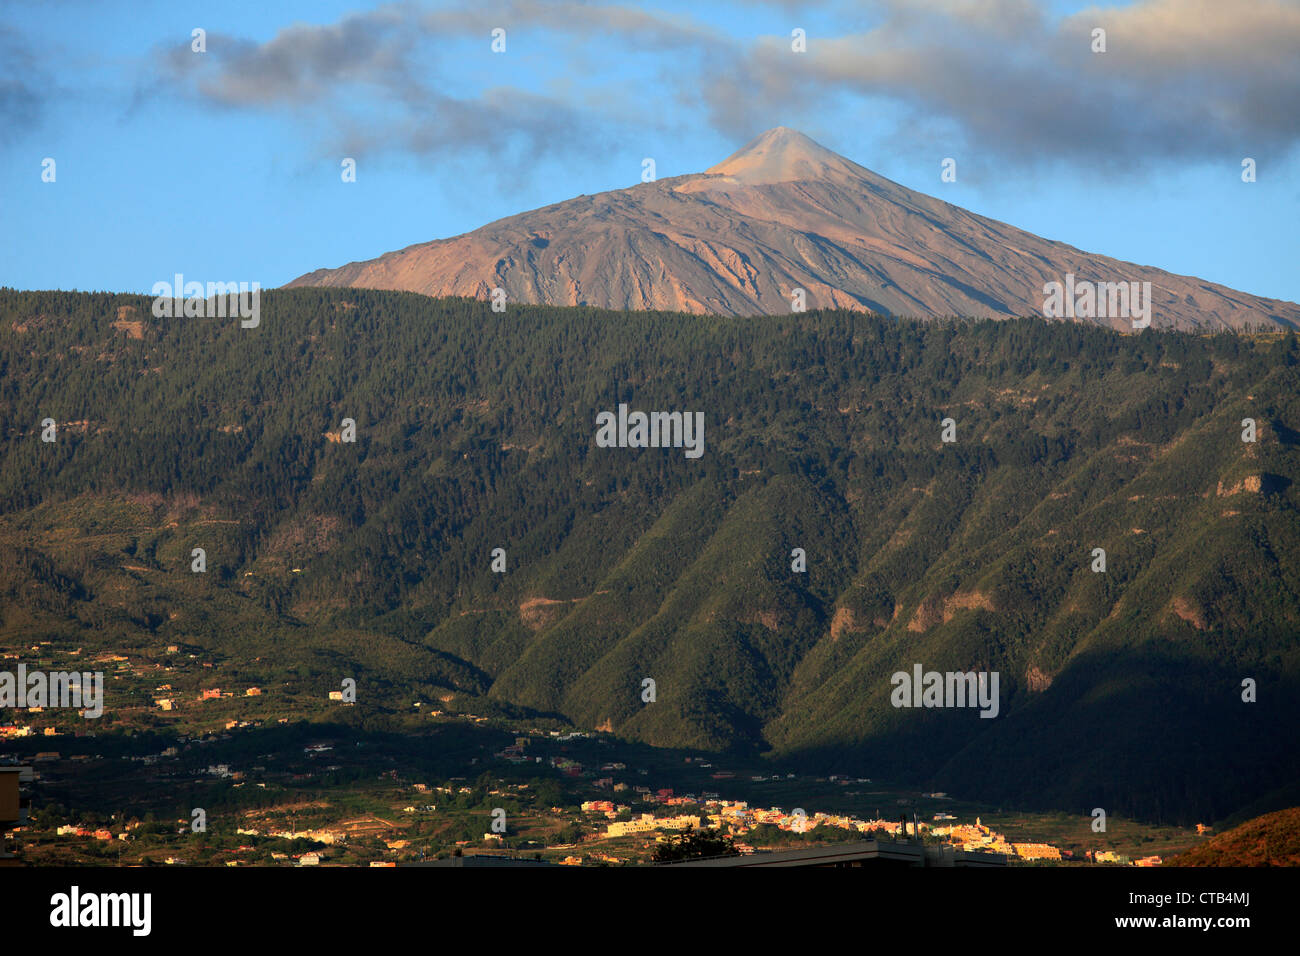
(289, 128), (1300, 331)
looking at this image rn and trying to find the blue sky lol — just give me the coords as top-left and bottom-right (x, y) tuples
(2, 0), (1297, 302)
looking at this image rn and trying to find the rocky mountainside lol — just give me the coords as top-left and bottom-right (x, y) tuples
(289, 127), (1300, 331)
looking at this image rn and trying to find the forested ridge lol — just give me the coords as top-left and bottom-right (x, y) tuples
(2, 286), (1298, 823)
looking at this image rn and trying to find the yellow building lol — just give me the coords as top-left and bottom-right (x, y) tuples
(1013, 843), (1062, 861)
(605, 813), (702, 838)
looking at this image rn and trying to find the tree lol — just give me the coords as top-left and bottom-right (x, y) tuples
(652, 826), (738, 863)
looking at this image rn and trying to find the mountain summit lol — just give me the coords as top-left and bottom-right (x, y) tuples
(289, 128), (1299, 330)
(703, 126), (863, 184)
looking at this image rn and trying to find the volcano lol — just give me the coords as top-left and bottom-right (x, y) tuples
(288, 127), (1300, 331)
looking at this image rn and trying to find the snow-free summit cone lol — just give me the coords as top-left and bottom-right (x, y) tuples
(703, 126), (865, 184)
(287, 128), (1300, 330)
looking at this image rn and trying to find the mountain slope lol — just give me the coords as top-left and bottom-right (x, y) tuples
(3, 288), (1299, 823)
(1165, 808), (1300, 866)
(288, 128), (1300, 331)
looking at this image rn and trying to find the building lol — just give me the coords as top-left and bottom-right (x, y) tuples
(1013, 843), (1062, 861)
(605, 815), (659, 838)
(605, 813), (704, 838)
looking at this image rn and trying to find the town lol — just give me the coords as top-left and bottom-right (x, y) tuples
(2, 640), (1200, 867)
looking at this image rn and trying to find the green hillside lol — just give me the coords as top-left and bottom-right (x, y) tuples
(2, 287), (1298, 823)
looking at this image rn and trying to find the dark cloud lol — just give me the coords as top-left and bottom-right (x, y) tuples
(417, 1), (713, 50)
(704, 0), (1300, 171)
(0, 26), (48, 148)
(158, 6), (422, 108)
(148, 2), (681, 170)
(326, 86), (622, 189)
(146, 0), (1300, 174)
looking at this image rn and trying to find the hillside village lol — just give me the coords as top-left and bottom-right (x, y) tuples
(5, 682), (1181, 866)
